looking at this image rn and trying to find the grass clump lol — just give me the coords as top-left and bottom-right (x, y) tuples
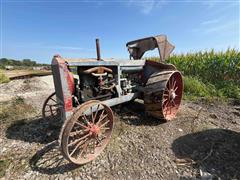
(0, 159), (11, 178)
(184, 76), (210, 97)
(0, 70), (10, 84)
(0, 96), (36, 124)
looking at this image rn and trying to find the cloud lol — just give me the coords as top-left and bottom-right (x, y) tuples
(192, 19), (238, 35)
(192, 2), (239, 35)
(127, 0), (166, 15)
(201, 18), (220, 25)
(205, 1), (238, 16)
(48, 45), (95, 51)
(202, 0), (218, 9)
(204, 20), (238, 34)
(13, 43), (95, 52)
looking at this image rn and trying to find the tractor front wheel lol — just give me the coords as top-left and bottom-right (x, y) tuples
(60, 100), (114, 165)
(42, 92), (61, 121)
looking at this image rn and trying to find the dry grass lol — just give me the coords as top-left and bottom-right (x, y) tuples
(0, 70), (10, 84)
(2, 70), (51, 79)
(0, 96), (36, 124)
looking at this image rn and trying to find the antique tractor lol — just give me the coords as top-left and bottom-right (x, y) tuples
(42, 35), (183, 165)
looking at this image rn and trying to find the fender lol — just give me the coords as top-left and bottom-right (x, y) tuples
(51, 55), (74, 121)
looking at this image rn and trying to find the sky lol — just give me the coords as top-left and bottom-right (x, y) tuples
(0, 0), (239, 63)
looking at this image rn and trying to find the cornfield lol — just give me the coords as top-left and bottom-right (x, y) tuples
(148, 48), (240, 99)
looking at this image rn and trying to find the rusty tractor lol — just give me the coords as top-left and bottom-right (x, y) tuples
(42, 35), (183, 165)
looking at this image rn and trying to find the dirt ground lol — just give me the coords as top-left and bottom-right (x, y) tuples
(0, 76), (240, 179)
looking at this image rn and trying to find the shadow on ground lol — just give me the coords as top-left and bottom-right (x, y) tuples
(172, 129), (240, 179)
(6, 100), (164, 144)
(6, 116), (63, 144)
(29, 141), (79, 175)
(115, 101), (165, 126)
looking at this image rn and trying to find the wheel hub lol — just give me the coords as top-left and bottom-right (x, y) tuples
(170, 90), (176, 100)
(89, 124), (100, 137)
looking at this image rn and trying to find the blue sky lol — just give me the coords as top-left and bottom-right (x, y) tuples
(0, 0), (239, 63)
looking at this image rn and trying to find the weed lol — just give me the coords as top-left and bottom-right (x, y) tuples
(0, 97), (36, 125)
(0, 159), (11, 178)
(0, 70), (10, 84)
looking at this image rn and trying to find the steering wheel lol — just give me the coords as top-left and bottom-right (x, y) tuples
(83, 66), (112, 77)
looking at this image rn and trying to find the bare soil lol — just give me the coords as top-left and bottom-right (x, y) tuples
(0, 76), (240, 179)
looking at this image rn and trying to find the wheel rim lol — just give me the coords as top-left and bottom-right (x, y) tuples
(61, 101), (114, 164)
(162, 71), (183, 120)
(42, 92), (61, 120)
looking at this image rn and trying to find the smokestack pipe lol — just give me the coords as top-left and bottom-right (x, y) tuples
(96, 38), (101, 61)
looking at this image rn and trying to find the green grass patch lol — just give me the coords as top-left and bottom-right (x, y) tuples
(184, 76), (210, 97)
(0, 70), (10, 84)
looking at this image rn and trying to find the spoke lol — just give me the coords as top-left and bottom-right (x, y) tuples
(82, 114), (91, 126)
(78, 140), (91, 158)
(163, 93), (169, 97)
(69, 138), (89, 157)
(162, 98), (168, 103)
(100, 127), (110, 131)
(46, 104), (58, 109)
(50, 97), (57, 103)
(100, 134), (107, 139)
(173, 80), (176, 90)
(95, 136), (103, 146)
(47, 103), (59, 107)
(44, 109), (57, 113)
(90, 106), (94, 123)
(68, 133), (90, 147)
(75, 121), (88, 129)
(164, 88), (169, 92)
(96, 109), (106, 124)
(99, 119), (110, 128)
(164, 100), (170, 111)
(95, 136), (100, 143)
(50, 106), (53, 115)
(99, 109), (105, 119)
(97, 114), (108, 126)
(166, 86), (170, 92)
(164, 99), (169, 106)
(171, 77), (175, 89)
(69, 129), (89, 137)
(93, 104), (100, 124)
(174, 86), (178, 91)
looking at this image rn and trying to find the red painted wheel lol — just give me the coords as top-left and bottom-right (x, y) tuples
(162, 71), (183, 120)
(42, 92), (61, 121)
(60, 100), (114, 165)
(144, 71), (183, 121)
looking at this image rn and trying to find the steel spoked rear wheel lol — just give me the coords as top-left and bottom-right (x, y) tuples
(61, 101), (114, 165)
(42, 92), (61, 121)
(144, 71), (183, 121)
(162, 71), (183, 120)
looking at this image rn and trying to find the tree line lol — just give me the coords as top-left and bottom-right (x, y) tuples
(0, 58), (49, 69)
